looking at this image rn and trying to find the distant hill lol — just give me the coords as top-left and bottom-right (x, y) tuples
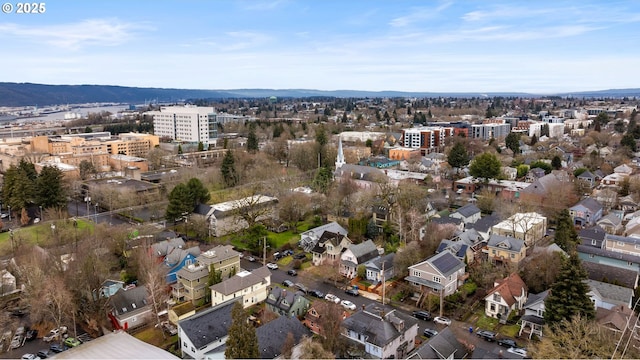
(0, 82), (639, 107)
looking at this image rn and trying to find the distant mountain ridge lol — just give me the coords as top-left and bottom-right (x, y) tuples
(0, 82), (639, 107)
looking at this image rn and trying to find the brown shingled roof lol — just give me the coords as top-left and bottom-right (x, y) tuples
(485, 273), (527, 307)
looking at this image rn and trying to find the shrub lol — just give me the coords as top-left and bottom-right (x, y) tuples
(292, 259), (302, 270)
(460, 282), (477, 296)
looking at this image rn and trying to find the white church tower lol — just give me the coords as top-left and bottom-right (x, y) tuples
(335, 136), (345, 169)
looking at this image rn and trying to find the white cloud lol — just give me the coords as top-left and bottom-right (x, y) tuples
(0, 18), (152, 50)
(241, 0), (288, 11)
(389, 0), (453, 27)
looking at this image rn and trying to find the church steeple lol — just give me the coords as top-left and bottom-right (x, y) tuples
(335, 135), (345, 169)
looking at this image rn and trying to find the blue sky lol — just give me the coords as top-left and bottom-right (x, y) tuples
(1, 0), (639, 93)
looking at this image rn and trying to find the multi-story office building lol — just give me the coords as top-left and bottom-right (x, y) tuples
(146, 105), (218, 147)
(400, 126), (454, 154)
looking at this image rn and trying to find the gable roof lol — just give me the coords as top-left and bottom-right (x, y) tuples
(165, 246), (201, 267)
(452, 203), (480, 218)
(571, 197), (603, 213)
(151, 237), (185, 257)
(521, 173), (561, 196)
(523, 290), (550, 310)
(210, 266), (271, 296)
(582, 261), (638, 289)
(470, 214), (501, 233)
(408, 327), (468, 359)
(428, 251), (465, 277)
(365, 253), (395, 271)
(596, 305), (636, 333)
(431, 216), (463, 226)
(341, 303), (417, 348)
(487, 234), (525, 253)
(178, 299), (236, 350)
(193, 203), (212, 216)
(485, 273), (527, 307)
(586, 279), (633, 307)
(579, 226), (607, 244)
(109, 286), (149, 317)
(597, 213), (622, 227)
(348, 240), (379, 263)
(256, 316), (311, 359)
(266, 287), (307, 313)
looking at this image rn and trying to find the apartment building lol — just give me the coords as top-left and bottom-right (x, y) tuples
(400, 126), (454, 154)
(145, 105), (218, 147)
(471, 123), (511, 140)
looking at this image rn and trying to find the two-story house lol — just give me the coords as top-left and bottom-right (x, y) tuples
(372, 205), (392, 233)
(178, 299), (236, 360)
(340, 240), (380, 279)
(570, 197), (604, 227)
(298, 221), (348, 252)
(209, 266), (271, 308)
(586, 279), (633, 310)
(341, 303), (418, 359)
(107, 285), (152, 331)
(364, 253), (395, 284)
(265, 287), (310, 318)
(597, 213), (623, 235)
(485, 234), (526, 264)
(484, 273), (528, 321)
(449, 204), (481, 224)
(491, 212), (547, 247)
(405, 251), (466, 299)
(519, 290), (549, 339)
(576, 170), (597, 188)
(164, 246), (201, 284)
(310, 231), (352, 266)
(255, 316), (312, 359)
(206, 195), (279, 237)
(174, 261), (209, 304)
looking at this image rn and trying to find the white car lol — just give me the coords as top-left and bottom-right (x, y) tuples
(266, 263), (278, 270)
(507, 347), (528, 357)
(324, 293), (341, 304)
(341, 300), (356, 311)
(433, 316), (451, 326)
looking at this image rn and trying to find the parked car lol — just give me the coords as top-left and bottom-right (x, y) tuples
(294, 253), (306, 260)
(15, 327), (25, 336)
(341, 300), (357, 311)
(476, 330), (497, 341)
(294, 283), (308, 293)
(283, 250), (294, 256)
(412, 311), (432, 321)
(49, 344), (66, 353)
(433, 316), (451, 326)
(309, 290), (324, 298)
(266, 263), (279, 270)
(282, 280), (294, 287)
(324, 293), (340, 304)
(36, 350), (50, 359)
(287, 269), (297, 276)
(247, 256), (256, 262)
(43, 327), (67, 343)
(161, 321), (178, 336)
(20, 354), (39, 360)
(423, 328), (438, 338)
(273, 252), (281, 260)
(25, 330), (38, 341)
(10, 335), (22, 349)
(507, 347), (528, 357)
(63, 337), (80, 348)
(497, 338), (518, 348)
(344, 288), (360, 297)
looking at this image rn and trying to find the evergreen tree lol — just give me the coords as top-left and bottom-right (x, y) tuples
(447, 141), (470, 170)
(247, 127), (259, 153)
(35, 165), (67, 209)
(554, 209), (579, 252)
(530, 134), (538, 146)
(221, 150), (239, 188)
(198, 141), (205, 151)
(165, 183), (193, 222)
(312, 167), (333, 194)
(621, 133), (637, 152)
(186, 178), (211, 206)
(469, 152), (501, 183)
(505, 132), (521, 154)
(551, 155), (562, 170)
(205, 265), (222, 303)
(544, 253), (595, 326)
(225, 302), (259, 359)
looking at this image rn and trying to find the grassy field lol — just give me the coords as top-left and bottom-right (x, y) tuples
(229, 219), (315, 252)
(0, 219), (94, 255)
(133, 326), (177, 349)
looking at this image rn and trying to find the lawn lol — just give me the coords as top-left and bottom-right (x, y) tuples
(0, 219), (94, 255)
(475, 313), (500, 331)
(134, 326), (177, 349)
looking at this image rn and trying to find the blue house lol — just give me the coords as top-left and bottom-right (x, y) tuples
(165, 246), (201, 284)
(569, 197), (604, 227)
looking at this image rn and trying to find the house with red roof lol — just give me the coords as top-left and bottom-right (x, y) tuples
(483, 273), (528, 322)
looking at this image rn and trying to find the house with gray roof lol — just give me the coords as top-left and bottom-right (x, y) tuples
(177, 299), (237, 360)
(108, 285), (151, 331)
(407, 327), (468, 359)
(364, 253), (395, 284)
(597, 213), (623, 235)
(486, 234), (526, 265)
(151, 237), (185, 257)
(579, 226), (607, 248)
(341, 303), (418, 359)
(405, 251), (466, 299)
(582, 261), (639, 289)
(468, 213), (501, 241)
(299, 221), (348, 253)
(449, 204), (481, 224)
(440, 228), (486, 263)
(340, 240), (380, 279)
(586, 279), (633, 310)
(164, 246), (201, 284)
(310, 230), (352, 266)
(519, 290), (549, 339)
(204, 195), (279, 237)
(570, 197), (604, 227)
(265, 287), (310, 318)
(210, 266), (271, 308)
(576, 170), (597, 188)
(256, 316), (311, 359)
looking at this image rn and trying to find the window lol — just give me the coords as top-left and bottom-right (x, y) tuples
(433, 276), (441, 283)
(618, 241), (625, 246)
(493, 293), (501, 302)
(510, 253), (515, 258)
(592, 239), (597, 245)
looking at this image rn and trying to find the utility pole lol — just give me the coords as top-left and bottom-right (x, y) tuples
(263, 236), (267, 266)
(381, 261), (386, 305)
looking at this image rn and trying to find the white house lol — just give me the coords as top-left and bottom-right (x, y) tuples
(178, 299), (236, 360)
(209, 266), (271, 308)
(484, 273), (528, 320)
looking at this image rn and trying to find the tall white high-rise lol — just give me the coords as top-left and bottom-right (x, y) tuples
(145, 105), (218, 147)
